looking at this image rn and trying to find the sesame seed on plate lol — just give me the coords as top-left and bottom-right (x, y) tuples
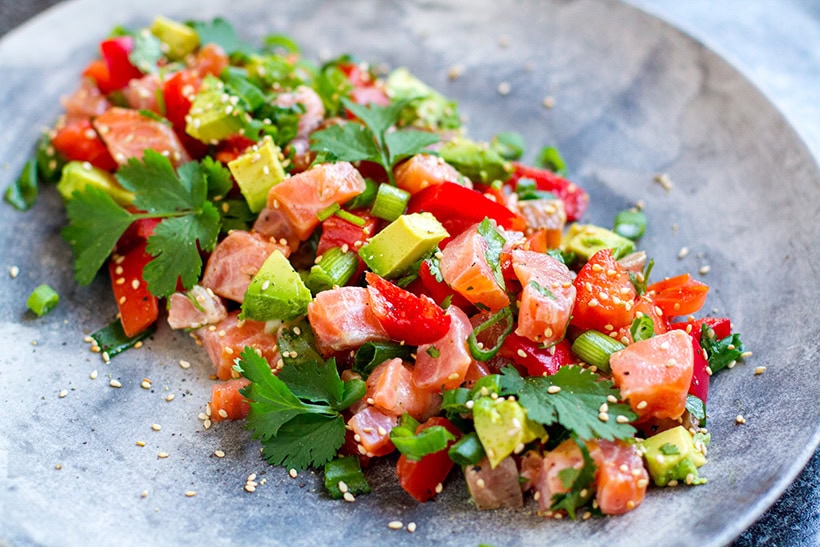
(109, 379), (122, 388)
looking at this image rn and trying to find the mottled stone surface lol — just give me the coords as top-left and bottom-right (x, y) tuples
(0, 1), (817, 546)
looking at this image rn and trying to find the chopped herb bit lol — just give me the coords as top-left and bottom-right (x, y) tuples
(90, 318), (156, 359)
(26, 284), (59, 316)
(659, 443), (680, 456)
(630, 315), (655, 342)
(536, 145), (568, 177)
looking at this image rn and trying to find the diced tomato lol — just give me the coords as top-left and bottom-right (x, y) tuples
(210, 378), (251, 422)
(262, 161), (367, 241)
(99, 36), (144, 93)
(499, 335), (575, 377)
(511, 249), (576, 345)
(161, 69), (209, 159)
(201, 230), (290, 303)
(509, 163), (589, 222)
(670, 316), (732, 341)
(571, 249), (636, 334)
(93, 107), (191, 167)
(108, 241), (159, 338)
(409, 259), (472, 310)
(396, 416), (461, 502)
(414, 306), (475, 392)
(82, 59), (114, 95)
(393, 154), (465, 195)
(307, 286), (389, 355)
(338, 62), (375, 87)
(365, 272), (451, 346)
(407, 181), (526, 239)
(609, 330), (694, 420)
(646, 273), (709, 318)
(439, 223), (511, 312)
(347, 406), (398, 457)
(196, 311), (280, 380)
(366, 358), (441, 421)
(316, 212), (379, 257)
(51, 119), (118, 171)
(688, 334), (710, 402)
(116, 217), (161, 254)
(213, 135), (256, 164)
(588, 439), (648, 515)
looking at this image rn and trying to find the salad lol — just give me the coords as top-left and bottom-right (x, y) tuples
(6, 15), (749, 518)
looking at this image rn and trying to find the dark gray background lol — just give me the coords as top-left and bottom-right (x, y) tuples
(0, 1), (816, 544)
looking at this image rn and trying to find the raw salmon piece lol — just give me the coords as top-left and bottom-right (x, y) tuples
(307, 286), (389, 355)
(201, 230), (290, 303)
(167, 285), (227, 330)
(588, 439), (648, 515)
(210, 378), (251, 422)
(414, 306), (475, 392)
(609, 329), (694, 420)
(367, 358), (441, 421)
(347, 406), (398, 457)
(511, 249), (575, 345)
(464, 456), (524, 510)
(196, 311), (280, 380)
(274, 86), (325, 140)
(262, 161), (366, 241)
(394, 153), (466, 194)
(93, 106), (190, 167)
(439, 223), (510, 312)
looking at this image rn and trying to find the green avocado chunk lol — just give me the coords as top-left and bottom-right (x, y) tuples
(472, 396), (547, 468)
(57, 161), (134, 205)
(240, 250), (311, 322)
(150, 15), (199, 60)
(562, 223), (635, 261)
(640, 425), (708, 487)
(227, 136), (287, 212)
(437, 137), (512, 184)
(186, 76), (246, 144)
(358, 212), (448, 279)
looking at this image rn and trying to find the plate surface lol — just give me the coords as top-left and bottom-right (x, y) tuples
(1, 1), (818, 545)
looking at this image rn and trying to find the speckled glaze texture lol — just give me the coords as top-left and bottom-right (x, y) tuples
(1, 1), (818, 546)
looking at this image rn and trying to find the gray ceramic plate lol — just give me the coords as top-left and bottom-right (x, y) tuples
(1, 1), (818, 545)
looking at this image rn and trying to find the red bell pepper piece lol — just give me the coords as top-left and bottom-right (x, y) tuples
(408, 259), (473, 310)
(108, 241), (159, 338)
(51, 119), (118, 171)
(687, 333), (710, 402)
(509, 163), (589, 222)
(396, 416), (461, 502)
(406, 181), (526, 240)
(316, 212), (379, 257)
(162, 69), (208, 159)
(365, 272), (451, 346)
(499, 335), (575, 376)
(99, 36), (143, 93)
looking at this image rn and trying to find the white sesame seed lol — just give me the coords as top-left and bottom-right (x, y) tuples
(214, 450), (225, 458)
(754, 366), (766, 375)
(699, 265), (711, 275)
(337, 481), (349, 494)
(136, 441), (146, 447)
(158, 452), (169, 459)
(388, 521), (403, 530)
(289, 468), (298, 478)
(184, 491), (196, 497)
(8, 265), (19, 278)
(151, 424), (162, 432)
(244, 483), (257, 493)
(343, 492), (356, 502)
(165, 394), (175, 402)
(435, 483), (443, 494)
(735, 415), (747, 425)
(179, 360), (191, 369)
(497, 81), (511, 95)
(542, 96), (556, 109)
(447, 64), (464, 80)
(141, 379), (152, 389)
(407, 522), (417, 533)
(109, 379), (122, 388)
(636, 400), (648, 410)
(218, 409), (228, 418)
(59, 389), (68, 398)
(678, 247), (689, 259)
(616, 415), (630, 424)
(547, 385), (561, 394)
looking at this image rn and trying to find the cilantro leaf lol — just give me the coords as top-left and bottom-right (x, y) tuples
(260, 413), (346, 470)
(309, 122), (381, 164)
(117, 150), (204, 212)
(129, 31), (163, 73)
(383, 129), (440, 166)
(143, 202), (220, 297)
(550, 437), (596, 519)
(190, 17), (256, 56)
(61, 186), (134, 285)
(700, 329), (745, 375)
(477, 217), (506, 289)
(201, 155), (233, 198)
(236, 345), (365, 470)
(499, 366), (636, 441)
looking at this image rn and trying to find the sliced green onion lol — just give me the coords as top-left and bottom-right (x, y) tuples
(307, 247), (359, 294)
(345, 177), (379, 210)
(370, 183), (410, 221)
(448, 432), (486, 466)
(469, 374), (503, 398)
(317, 202), (341, 221)
(570, 330), (626, 373)
(536, 145), (567, 177)
(91, 318), (156, 360)
(334, 209), (367, 227)
(26, 284), (59, 316)
(515, 177), (556, 201)
(613, 209), (647, 241)
(5, 159), (39, 211)
(630, 315), (655, 342)
(441, 387), (472, 415)
(685, 394), (707, 427)
(468, 307), (514, 361)
(352, 341), (415, 378)
(324, 455), (371, 499)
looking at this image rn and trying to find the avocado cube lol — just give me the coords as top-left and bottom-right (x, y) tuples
(227, 136), (287, 213)
(240, 250), (311, 322)
(438, 137), (512, 184)
(358, 212), (448, 279)
(562, 223), (635, 261)
(640, 425), (708, 487)
(473, 397), (546, 468)
(150, 16), (199, 60)
(57, 161), (134, 205)
(186, 76), (245, 144)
